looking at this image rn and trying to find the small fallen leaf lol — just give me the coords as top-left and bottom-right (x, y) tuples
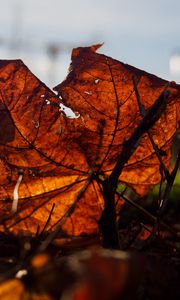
(0, 248), (142, 300)
(0, 278), (52, 300)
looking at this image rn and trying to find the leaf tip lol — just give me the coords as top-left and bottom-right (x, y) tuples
(71, 43), (103, 59)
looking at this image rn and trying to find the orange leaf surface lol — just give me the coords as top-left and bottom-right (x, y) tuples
(0, 45), (179, 237)
(0, 60), (103, 236)
(0, 279), (51, 300)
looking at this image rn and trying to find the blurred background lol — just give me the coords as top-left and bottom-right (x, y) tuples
(0, 0), (180, 88)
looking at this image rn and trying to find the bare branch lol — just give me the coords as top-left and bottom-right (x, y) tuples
(159, 148), (180, 215)
(133, 77), (170, 179)
(109, 88), (169, 188)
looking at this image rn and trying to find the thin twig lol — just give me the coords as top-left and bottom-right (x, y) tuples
(133, 77), (170, 179)
(12, 173), (23, 213)
(118, 192), (177, 236)
(38, 224), (62, 252)
(109, 89), (169, 187)
(99, 89), (169, 248)
(159, 148), (180, 215)
(38, 203), (56, 239)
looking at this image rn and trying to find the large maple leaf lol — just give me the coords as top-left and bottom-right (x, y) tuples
(0, 46), (179, 237)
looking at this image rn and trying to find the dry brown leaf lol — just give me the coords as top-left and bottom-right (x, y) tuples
(0, 45), (179, 237)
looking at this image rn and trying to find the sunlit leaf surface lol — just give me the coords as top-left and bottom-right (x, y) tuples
(0, 46), (179, 236)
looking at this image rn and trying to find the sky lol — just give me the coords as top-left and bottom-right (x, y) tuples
(0, 0), (180, 87)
